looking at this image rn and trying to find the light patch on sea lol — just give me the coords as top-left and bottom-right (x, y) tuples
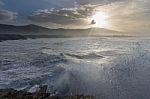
(0, 37), (150, 99)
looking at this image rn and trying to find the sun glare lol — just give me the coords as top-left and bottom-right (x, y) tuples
(91, 12), (109, 28)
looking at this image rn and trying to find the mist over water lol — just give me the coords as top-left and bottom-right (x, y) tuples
(0, 37), (150, 99)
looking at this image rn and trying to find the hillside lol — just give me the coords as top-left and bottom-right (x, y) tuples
(0, 24), (121, 36)
(0, 24), (129, 42)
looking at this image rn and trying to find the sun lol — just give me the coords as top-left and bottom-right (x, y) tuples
(91, 12), (109, 28)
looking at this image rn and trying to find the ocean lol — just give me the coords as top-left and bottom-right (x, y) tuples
(0, 37), (150, 99)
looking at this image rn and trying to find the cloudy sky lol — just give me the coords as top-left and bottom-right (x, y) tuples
(0, 0), (150, 34)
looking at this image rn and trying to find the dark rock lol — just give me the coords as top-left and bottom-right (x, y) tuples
(0, 88), (94, 99)
(39, 85), (48, 93)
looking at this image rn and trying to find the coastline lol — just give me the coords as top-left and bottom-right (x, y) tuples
(0, 88), (94, 99)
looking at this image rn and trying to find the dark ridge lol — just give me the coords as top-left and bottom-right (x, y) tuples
(0, 24), (133, 42)
(0, 24), (122, 35)
(0, 24), (50, 34)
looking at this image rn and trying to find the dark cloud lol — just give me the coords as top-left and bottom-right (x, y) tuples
(0, 1), (17, 23)
(44, 0), (126, 7)
(0, 9), (17, 23)
(28, 5), (95, 25)
(28, 0), (130, 25)
(76, 0), (126, 5)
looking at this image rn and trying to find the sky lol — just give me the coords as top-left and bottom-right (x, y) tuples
(0, 0), (150, 35)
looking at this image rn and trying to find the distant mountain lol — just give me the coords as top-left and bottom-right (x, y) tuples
(0, 24), (50, 34)
(0, 24), (121, 36)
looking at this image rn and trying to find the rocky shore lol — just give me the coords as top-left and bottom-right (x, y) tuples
(0, 86), (94, 99)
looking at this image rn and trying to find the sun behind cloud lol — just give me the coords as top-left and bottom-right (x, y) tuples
(91, 11), (109, 28)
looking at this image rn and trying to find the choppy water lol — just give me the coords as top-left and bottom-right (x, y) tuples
(0, 37), (150, 99)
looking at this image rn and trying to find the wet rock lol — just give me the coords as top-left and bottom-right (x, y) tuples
(0, 87), (94, 99)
